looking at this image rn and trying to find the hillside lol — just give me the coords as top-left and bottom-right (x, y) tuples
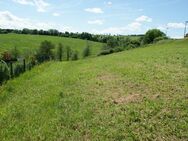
(0, 33), (104, 57)
(0, 39), (188, 140)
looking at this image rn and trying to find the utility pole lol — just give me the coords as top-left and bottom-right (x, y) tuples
(184, 21), (188, 38)
(166, 27), (169, 37)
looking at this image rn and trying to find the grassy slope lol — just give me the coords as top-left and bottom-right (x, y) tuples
(0, 33), (104, 57)
(0, 39), (188, 140)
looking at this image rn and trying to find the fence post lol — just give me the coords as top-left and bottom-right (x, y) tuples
(10, 62), (13, 78)
(23, 59), (26, 72)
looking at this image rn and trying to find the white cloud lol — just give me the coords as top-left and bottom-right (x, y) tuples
(12, 0), (50, 12)
(128, 22), (142, 31)
(84, 8), (103, 14)
(0, 11), (73, 32)
(12, 0), (34, 5)
(91, 15), (153, 35)
(107, 1), (112, 6)
(157, 26), (166, 31)
(171, 35), (183, 39)
(92, 23), (142, 35)
(167, 23), (184, 29)
(88, 20), (104, 25)
(52, 12), (60, 17)
(33, 0), (49, 12)
(135, 15), (152, 22)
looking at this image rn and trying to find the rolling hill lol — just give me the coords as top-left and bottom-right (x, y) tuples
(0, 39), (188, 140)
(0, 33), (104, 58)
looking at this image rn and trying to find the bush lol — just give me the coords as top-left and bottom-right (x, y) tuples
(154, 36), (168, 43)
(71, 51), (79, 61)
(113, 47), (124, 52)
(11, 47), (20, 59)
(107, 38), (118, 49)
(129, 40), (141, 48)
(98, 49), (114, 56)
(142, 29), (166, 44)
(36, 40), (55, 63)
(83, 42), (91, 58)
(119, 37), (131, 48)
(66, 46), (72, 61)
(0, 62), (10, 84)
(57, 43), (64, 61)
(14, 64), (24, 77)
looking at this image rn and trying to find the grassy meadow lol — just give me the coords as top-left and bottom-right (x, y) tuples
(0, 33), (104, 58)
(0, 39), (188, 140)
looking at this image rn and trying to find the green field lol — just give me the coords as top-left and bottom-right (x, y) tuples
(0, 33), (104, 58)
(0, 39), (188, 140)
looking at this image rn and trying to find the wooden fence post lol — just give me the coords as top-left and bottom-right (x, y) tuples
(10, 62), (13, 78)
(23, 59), (26, 72)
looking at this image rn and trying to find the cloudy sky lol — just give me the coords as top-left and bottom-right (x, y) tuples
(0, 0), (187, 38)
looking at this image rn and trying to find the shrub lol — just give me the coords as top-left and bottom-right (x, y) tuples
(142, 29), (166, 44)
(66, 46), (72, 61)
(154, 36), (168, 43)
(129, 40), (141, 48)
(14, 64), (24, 77)
(83, 44), (91, 58)
(57, 43), (64, 61)
(0, 62), (10, 84)
(2, 52), (12, 62)
(98, 49), (114, 56)
(71, 51), (79, 61)
(113, 47), (124, 52)
(119, 37), (131, 48)
(11, 47), (20, 59)
(107, 38), (118, 49)
(36, 40), (55, 63)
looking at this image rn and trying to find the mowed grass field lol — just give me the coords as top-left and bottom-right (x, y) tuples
(0, 33), (104, 57)
(0, 39), (188, 140)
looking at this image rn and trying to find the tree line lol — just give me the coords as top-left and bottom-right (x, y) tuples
(98, 29), (168, 56)
(0, 28), (143, 43)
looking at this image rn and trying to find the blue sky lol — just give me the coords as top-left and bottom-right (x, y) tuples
(0, 0), (187, 38)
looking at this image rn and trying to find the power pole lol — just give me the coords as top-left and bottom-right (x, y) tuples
(166, 27), (169, 37)
(184, 21), (188, 37)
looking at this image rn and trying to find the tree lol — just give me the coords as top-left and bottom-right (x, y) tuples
(48, 29), (59, 36)
(142, 29), (166, 44)
(129, 39), (141, 48)
(80, 32), (92, 40)
(57, 43), (64, 61)
(119, 37), (131, 48)
(36, 40), (55, 63)
(71, 51), (79, 61)
(66, 46), (72, 61)
(22, 28), (30, 34)
(107, 37), (118, 49)
(83, 41), (91, 58)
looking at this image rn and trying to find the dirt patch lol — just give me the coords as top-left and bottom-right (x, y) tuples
(150, 94), (161, 100)
(96, 72), (120, 82)
(113, 94), (142, 104)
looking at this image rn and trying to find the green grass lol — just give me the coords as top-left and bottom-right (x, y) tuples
(0, 33), (104, 58)
(0, 39), (188, 140)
